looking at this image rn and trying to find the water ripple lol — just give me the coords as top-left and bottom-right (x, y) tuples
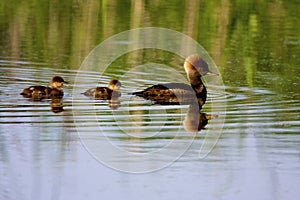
(0, 64), (299, 137)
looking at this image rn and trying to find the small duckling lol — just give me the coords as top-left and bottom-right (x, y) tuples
(20, 76), (67, 100)
(83, 79), (121, 99)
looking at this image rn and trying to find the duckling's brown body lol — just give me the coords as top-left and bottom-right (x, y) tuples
(20, 76), (67, 100)
(132, 54), (216, 106)
(83, 79), (121, 100)
(83, 87), (121, 99)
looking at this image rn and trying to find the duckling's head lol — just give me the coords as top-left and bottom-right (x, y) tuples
(184, 54), (218, 76)
(108, 79), (121, 90)
(51, 76), (67, 88)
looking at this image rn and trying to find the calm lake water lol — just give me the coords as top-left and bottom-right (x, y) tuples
(0, 1), (300, 200)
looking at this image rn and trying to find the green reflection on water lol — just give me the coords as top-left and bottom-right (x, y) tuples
(0, 0), (299, 96)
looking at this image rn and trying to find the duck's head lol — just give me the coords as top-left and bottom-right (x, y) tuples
(51, 76), (68, 88)
(184, 54), (218, 76)
(108, 79), (121, 90)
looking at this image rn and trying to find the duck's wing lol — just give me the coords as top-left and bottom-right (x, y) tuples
(20, 86), (48, 98)
(132, 83), (194, 97)
(158, 83), (194, 91)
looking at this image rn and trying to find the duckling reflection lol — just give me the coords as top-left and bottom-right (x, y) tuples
(21, 76), (67, 100)
(183, 103), (215, 133)
(108, 99), (121, 110)
(50, 97), (64, 113)
(132, 54), (218, 107)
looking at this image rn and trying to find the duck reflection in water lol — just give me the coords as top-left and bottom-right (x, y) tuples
(83, 79), (121, 109)
(107, 99), (121, 110)
(131, 54), (218, 132)
(50, 97), (64, 113)
(183, 102), (215, 133)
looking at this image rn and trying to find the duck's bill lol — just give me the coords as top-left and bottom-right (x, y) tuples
(205, 71), (219, 76)
(63, 81), (69, 86)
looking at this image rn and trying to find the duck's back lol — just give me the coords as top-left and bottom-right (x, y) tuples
(20, 86), (50, 98)
(133, 83), (193, 96)
(132, 83), (206, 105)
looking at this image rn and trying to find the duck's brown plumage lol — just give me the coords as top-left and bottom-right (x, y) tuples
(132, 83), (206, 105)
(132, 54), (217, 106)
(20, 76), (67, 100)
(83, 79), (121, 100)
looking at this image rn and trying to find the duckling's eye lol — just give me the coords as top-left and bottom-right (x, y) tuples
(30, 87), (34, 90)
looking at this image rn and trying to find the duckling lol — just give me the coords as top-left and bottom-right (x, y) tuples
(20, 76), (67, 100)
(83, 79), (121, 99)
(132, 54), (218, 106)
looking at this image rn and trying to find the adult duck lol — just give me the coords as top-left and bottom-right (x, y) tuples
(132, 54), (218, 106)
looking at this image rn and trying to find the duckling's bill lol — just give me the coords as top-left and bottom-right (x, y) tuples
(205, 71), (219, 76)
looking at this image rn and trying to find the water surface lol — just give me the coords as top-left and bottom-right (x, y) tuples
(0, 0), (300, 200)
